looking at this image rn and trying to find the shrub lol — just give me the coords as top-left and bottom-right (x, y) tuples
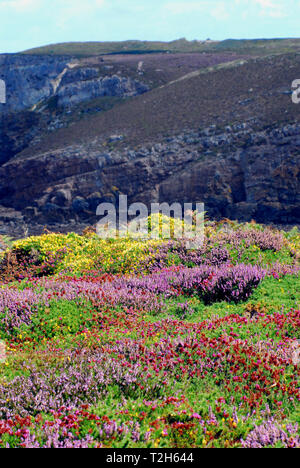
(122, 263), (266, 304)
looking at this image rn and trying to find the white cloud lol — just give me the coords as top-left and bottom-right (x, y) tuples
(0, 0), (106, 13)
(163, 1), (209, 15)
(235, 0), (287, 18)
(210, 2), (229, 20)
(254, 0), (286, 17)
(164, 0), (287, 19)
(54, 0), (106, 29)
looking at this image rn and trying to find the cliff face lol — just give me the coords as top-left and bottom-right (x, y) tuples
(0, 54), (150, 167)
(0, 51), (299, 235)
(0, 55), (69, 113)
(0, 54), (149, 114)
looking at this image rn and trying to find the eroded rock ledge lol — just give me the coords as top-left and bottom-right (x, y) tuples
(0, 121), (299, 236)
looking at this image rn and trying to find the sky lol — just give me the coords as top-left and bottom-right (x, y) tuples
(0, 0), (299, 53)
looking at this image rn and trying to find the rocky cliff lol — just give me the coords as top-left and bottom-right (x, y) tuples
(0, 121), (299, 236)
(0, 53), (151, 167)
(0, 51), (299, 235)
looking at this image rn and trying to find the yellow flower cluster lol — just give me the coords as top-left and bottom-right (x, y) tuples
(12, 231), (163, 275)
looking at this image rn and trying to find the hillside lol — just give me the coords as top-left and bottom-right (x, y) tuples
(20, 53), (299, 149)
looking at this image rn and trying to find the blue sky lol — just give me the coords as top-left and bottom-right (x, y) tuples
(0, 0), (299, 53)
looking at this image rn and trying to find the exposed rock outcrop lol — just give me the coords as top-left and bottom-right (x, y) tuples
(0, 54), (149, 114)
(0, 54), (149, 168)
(0, 122), (299, 236)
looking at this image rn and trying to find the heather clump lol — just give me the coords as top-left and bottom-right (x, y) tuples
(241, 420), (300, 448)
(222, 227), (285, 252)
(123, 263), (265, 304)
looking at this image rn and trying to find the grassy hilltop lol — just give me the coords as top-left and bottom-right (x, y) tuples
(22, 37), (300, 57)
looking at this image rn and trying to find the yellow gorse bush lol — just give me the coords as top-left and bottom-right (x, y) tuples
(12, 231), (164, 275)
(11, 214), (202, 275)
